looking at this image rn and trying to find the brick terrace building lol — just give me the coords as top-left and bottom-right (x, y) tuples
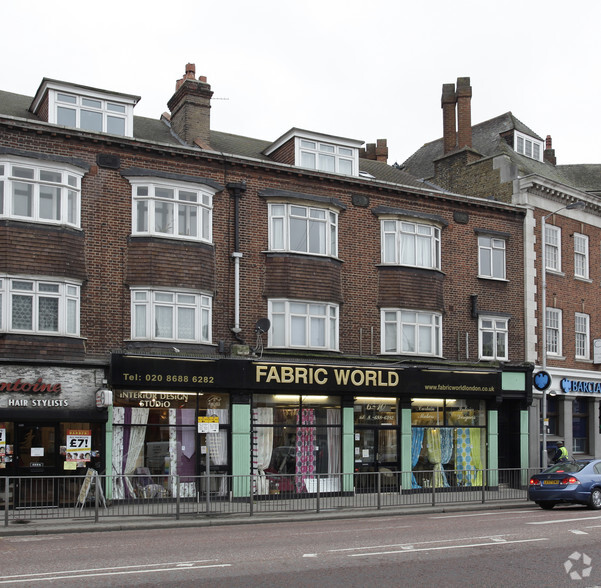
(403, 77), (601, 468)
(0, 65), (531, 504)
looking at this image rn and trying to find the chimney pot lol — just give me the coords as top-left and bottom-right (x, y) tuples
(456, 77), (472, 149)
(441, 83), (457, 154)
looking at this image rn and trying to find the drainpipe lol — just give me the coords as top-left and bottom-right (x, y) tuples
(227, 182), (247, 342)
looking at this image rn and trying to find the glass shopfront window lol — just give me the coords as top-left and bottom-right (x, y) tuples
(573, 398), (589, 454)
(252, 394), (341, 494)
(112, 391), (229, 499)
(410, 399), (486, 488)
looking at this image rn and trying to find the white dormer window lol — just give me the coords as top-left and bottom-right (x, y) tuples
(298, 138), (356, 175)
(31, 80), (139, 138)
(515, 132), (543, 161)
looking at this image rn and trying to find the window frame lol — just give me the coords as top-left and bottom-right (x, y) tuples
(268, 299), (339, 351)
(296, 137), (358, 176)
(381, 308), (442, 356)
(49, 89), (135, 137)
(381, 219), (441, 270)
(0, 157), (83, 228)
(544, 224), (562, 272)
(478, 235), (506, 280)
(0, 275), (81, 336)
(575, 312), (590, 360)
(130, 287), (212, 344)
(574, 233), (589, 279)
(514, 131), (543, 161)
(130, 178), (214, 243)
(546, 307), (562, 357)
(268, 202), (338, 257)
(478, 316), (509, 360)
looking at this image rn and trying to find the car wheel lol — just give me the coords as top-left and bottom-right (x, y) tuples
(588, 488), (601, 510)
(537, 501), (556, 510)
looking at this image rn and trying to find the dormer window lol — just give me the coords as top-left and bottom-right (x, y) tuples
(263, 129), (363, 177)
(30, 79), (139, 138)
(298, 139), (355, 175)
(514, 131), (543, 161)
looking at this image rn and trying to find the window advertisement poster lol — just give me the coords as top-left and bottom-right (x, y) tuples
(66, 429), (92, 464)
(198, 416), (219, 433)
(0, 428), (5, 468)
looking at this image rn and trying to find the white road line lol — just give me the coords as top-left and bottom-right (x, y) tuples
(0, 560), (220, 580)
(430, 510), (538, 519)
(348, 537), (548, 557)
(570, 530), (589, 535)
(528, 515), (601, 525)
(327, 534), (511, 553)
(303, 554), (318, 558)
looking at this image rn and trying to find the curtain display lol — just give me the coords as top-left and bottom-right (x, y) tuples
(455, 427), (483, 486)
(425, 428), (448, 488)
(208, 407), (229, 496)
(295, 408), (316, 492)
(252, 408), (274, 494)
(169, 409), (196, 497)
(411, 427), (425, 489)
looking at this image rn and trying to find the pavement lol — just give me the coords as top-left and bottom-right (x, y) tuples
(0, 499), (535, 537)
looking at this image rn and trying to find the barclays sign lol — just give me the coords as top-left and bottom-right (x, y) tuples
(560, 378), (601, 394)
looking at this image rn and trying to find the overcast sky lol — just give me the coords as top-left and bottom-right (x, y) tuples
(3, 1), (600, 167)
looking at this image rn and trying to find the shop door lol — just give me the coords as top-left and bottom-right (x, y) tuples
(15, 423), (58, 507)
(354, 428), (398, 491)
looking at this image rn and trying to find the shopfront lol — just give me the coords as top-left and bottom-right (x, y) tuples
(109, 354), (532, 498)
(0, 365), (108, 507)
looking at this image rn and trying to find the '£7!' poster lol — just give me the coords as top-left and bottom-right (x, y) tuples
(66, 429), (91, 462)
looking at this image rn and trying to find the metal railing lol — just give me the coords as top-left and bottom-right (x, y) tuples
(1, 468), (534, 526)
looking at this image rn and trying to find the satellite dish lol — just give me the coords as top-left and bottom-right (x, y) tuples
(255, 318), (271, 334)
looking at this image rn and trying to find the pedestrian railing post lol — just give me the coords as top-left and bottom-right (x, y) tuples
(377, 471), (381, 510)
(3, 477), (8, 527)
(205, 471), (210, 515)
(432, 472), (436, 507)
(94, 474), (99, 523)
(481, 469), (486, 504)
(176, 475), (180, 520)
(249, 475), (254, 517)
(316, 474), (320, 514)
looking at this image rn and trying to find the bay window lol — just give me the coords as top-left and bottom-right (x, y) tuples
(269, 299), (338, 350)
(0, 276), (80, 336)
(381, 219), (441, 269)
(131, 288), (212, 343)
(382, 309), (442, 356)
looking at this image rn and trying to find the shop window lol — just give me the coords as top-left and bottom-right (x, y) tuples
(354, 397), (397, 426)
(112, 392), (229, 499)
(546, 396), (558, 436)
(252, 394), (341, 494)
(410, 399), (486, 488)
(573, 398), (589, 454)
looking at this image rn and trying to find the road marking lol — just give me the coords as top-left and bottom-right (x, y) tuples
(430, 510), (537, 519)
(348, 537), (548, 557)
(0, 564), (232, 584)
(0, 560), (221, 581)
(303, 554), (317, 558)
(570, 530), (588, 535)
(328, 534), (511, 553)
(528, 515), (601, 525)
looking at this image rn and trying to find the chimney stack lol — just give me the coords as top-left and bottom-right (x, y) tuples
(167, 63), (213, 147)
(360, 139), (388, 163)
(544, 135), (556, 165)
(441, 83), (457, 154)
(456, 77), (472, 149)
